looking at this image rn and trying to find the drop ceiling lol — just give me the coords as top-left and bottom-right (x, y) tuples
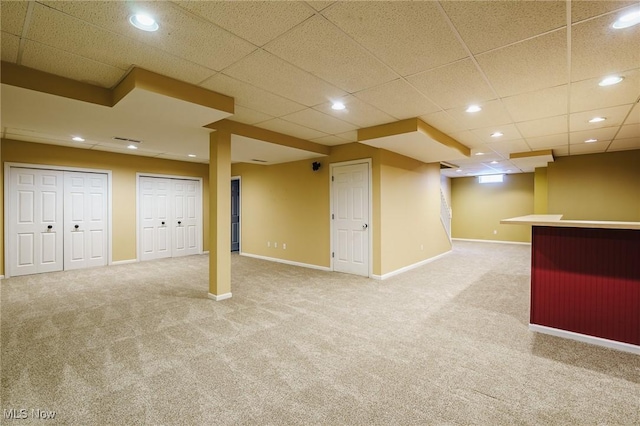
(1, 0), (639, 176)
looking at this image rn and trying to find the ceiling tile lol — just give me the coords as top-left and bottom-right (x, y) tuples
(623, 102), (640, 124)
(608, 137), (640, 151)
(306, 2), (335, 12)
(175, 1), (314, 46)
(201, 73), (306, 117)
(21, 40), (125, 88)
(230, 106), (274, 126)
(420, 111), (467, 134)
(35, 2), (252, 73)
(313, 95), (395, 128)
(265, 16), (397, 93)
(336, 130), (357, 142)
(569, 127), (618, 144)
(353, 79), (440, 120)
(571, 7), (640, 82)
(571, 1), (638, 23)
(223, 49), (347, 106)
(570, 69), (640, 113)
(281, 108), (358, 134)
(256, 118), (328, 141)
(569, 104), (634, 131)
(444, 99), (513, 131)
(471, 124), (524, 144)
(1, 32), (20, 63)
(526, 133), (568, 149)
(0, 0), (28, 36)
(407, 59), (497, 110)
(322, 1), (467, 76)
(616, 123), (640, 139)
(449, 131), (485, 149)
(569, 140), (610, 154)
(503, 85), (568, 122)
(442, 0), (566, 54)
(477, 29), (567, 97)
(484, 139), (531, 157)
(311, 135), (350, 146)
(516, 115), (568, 138)
(26, 3), (215, 85)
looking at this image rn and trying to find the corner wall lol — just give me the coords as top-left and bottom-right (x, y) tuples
(1, 139), (210, 275)
(451, 173), (534, 243)
(547, 150), (640, 221)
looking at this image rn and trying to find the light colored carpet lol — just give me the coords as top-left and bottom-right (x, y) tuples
(1, 241), (638, 425)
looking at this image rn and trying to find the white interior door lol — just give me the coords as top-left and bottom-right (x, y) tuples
(332, 163), (369, 277)
(139, 176), (201, 261)
(9, 168), (64, 276)
(64, 172), (108, 270)
(140, 177), (172, 261)
(172, 179), (199, 257)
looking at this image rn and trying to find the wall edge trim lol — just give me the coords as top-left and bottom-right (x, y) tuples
(239, 252), (331, 272)
(372, 250), (452, 280)
(208, 292), (233, 301)
(529, 324), (640, 355)
(452, 238), (531, 245)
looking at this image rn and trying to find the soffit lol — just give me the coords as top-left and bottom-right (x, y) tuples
(231, 134), (325, 165)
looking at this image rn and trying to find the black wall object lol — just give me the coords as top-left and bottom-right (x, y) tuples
(312, 161), (321, 171)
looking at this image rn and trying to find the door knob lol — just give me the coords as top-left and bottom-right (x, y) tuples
(178, 221), (182, 225)
(74, 224), (79, 229)
(363, 223), (368, 230)
(47, 225), (53, 230)
(161, 221), (165, 225)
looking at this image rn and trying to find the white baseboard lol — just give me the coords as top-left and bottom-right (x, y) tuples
(111, 259), (137, 266)
(0, 275), (4, 280)
(208, 292), (232, 301)
(529, 324), (640, 355)
(202, 251), (209, 255)
(239, 252), (331, 272)
(371, 250), (452, 280)
(452, 238), (531, 245)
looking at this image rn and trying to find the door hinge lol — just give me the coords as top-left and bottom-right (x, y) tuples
(331, 176), (334, 182)
(331, 213), (334, 219)
(332, 252), (334, 258)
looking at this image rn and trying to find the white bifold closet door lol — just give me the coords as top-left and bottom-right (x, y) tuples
(139, 176), (200, 261)
(8, 168), (108, 277)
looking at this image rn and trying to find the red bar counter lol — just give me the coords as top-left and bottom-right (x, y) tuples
(501, 215), (640, 354)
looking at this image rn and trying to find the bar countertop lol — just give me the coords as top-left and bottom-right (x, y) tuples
(500, 214), (640, 230)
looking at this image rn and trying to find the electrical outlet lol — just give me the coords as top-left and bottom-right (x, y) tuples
(493, 230), (498, 235)
(267, 241), (271, 247)
(283, 243), (287, 250)
(274, 242), (278, 248)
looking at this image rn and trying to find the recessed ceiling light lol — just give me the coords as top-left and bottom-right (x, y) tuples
(127, 144), (138, 150)
(72, 136), (85, 142)
(598, 75), (624, 86)
(585, 138), (598, 143)
(475, 152), (485, 156)
(331, 102), (346, 111)
(588, 117), (606, 123)
(612, 9), (640, 29)
(466, 105), (482, 113)
(188, 154), (196, 158)
(490, 132), (503, 138)
(129, 14), (159, 32)
(456, 169), (462, 173)
(506, 170), (512, 173)
(490, 160), (499, 164)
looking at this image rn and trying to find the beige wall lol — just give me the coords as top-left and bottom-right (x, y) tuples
(231, 143), (450, 276)
(1, 139), (210, 275)
(547, 150), (640, 221)
(379, 150), (451, 274)
(534, 167), (548, 214)
(451, 173), (534, 243)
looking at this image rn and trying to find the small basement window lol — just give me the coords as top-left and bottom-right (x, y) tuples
(478, 174), (504, 184)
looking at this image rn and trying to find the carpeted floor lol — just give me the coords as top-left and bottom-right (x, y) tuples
(1, 241), (638, 425)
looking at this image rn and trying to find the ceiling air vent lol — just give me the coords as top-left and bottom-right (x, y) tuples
(440, 161), (458, 170)
(113, 136), (142, 143)
(251, 159), (268, 163)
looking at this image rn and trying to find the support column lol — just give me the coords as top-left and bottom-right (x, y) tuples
(208, 130), (232, 301)
(534, 167), (548, 214)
